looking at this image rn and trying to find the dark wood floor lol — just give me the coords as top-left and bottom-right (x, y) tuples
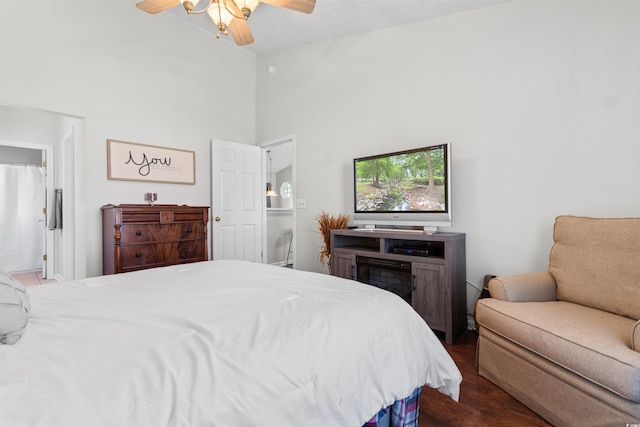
(419, 331), (552, 426)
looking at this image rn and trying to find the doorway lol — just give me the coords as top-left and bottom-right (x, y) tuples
(0, 104), (85, 281)
(0, 143), (54, 278)
(262, 136), (295, 268)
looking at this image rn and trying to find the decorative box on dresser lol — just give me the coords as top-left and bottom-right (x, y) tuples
(102, 204), (209, 275)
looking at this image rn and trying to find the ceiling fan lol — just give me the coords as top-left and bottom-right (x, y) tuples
(136, 0), (316, 46)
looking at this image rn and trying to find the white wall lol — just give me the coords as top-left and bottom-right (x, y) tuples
(0, 106), (65, 148)
(256, 0), (640, 310)
(2, 0), (639, 304)
(1, 1), (256, 277)
(0, 146), (42, 165)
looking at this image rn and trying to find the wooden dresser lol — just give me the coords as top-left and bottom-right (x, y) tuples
(102, 204), (209, 275)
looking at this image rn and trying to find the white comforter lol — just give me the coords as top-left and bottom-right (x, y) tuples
(0, 260), (461, 427)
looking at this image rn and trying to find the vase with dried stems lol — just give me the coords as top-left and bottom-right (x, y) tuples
(316, 211), (351, 272)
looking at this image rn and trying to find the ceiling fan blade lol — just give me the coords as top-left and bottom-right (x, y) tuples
(228, 18), (254, 46)
(260, 0), (315, 14)
(136, 0), (181, 14)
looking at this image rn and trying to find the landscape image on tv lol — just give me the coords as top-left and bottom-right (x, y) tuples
(355, 145), (447, 212)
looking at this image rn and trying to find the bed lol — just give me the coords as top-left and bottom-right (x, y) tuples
(0, 260), (461, 427)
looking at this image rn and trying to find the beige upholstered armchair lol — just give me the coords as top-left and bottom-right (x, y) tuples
(475, 215), (640, 426)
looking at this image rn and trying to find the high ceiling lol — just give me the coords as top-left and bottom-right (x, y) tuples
(166, 0), (511, 54)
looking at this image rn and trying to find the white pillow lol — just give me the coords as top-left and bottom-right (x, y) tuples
(0, 270), (31, 345)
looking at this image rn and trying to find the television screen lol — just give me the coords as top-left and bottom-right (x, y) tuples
(353, 144), (451, 228)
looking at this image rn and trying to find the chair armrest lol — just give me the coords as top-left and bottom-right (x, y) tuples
(632, 320), (640, 352)
(488, 272), (557, 302)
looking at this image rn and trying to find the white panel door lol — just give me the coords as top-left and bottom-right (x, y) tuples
(211, 139), (262, 262)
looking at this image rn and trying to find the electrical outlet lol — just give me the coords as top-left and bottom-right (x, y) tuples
(296, 198), (307, 209)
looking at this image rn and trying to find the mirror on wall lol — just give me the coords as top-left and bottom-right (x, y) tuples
(263, 140), (294, 268)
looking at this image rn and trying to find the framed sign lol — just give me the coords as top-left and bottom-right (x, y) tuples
(107, 139), (195, 184)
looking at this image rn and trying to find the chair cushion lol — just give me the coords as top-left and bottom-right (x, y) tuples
(549, 216), (640, 320)
(476, 298), (640, 402)
(0, 270), (31, 345)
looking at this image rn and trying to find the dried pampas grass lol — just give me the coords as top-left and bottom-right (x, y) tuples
(316, 211), (351, 270)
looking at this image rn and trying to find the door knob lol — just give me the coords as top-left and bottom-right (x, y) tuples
(215, 216), (221, 222)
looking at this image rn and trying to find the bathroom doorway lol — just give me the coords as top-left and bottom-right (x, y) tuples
(0, 143), (54, 278)
(0, 104), (85, 281)
(262, 136), (295, 268)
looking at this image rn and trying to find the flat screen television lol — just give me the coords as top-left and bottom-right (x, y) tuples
(352, 143), (451, 231)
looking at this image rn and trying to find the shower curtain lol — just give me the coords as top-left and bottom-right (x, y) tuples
(0, 164), (45, 272)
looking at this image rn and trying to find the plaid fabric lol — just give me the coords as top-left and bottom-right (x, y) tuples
(363, 387), (422, 427)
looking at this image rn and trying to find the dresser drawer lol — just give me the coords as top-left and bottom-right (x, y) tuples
(120, 241), (205, 271)
(121, 208), (207, 224)
(120, 223), (204, 244)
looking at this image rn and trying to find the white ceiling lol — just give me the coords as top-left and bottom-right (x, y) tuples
(166, 0), (511, 55)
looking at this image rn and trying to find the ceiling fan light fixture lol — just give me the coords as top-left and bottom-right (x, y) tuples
(135, 0), (315, 46)
(237, 0), (260, 18)
(179, 0), (200, 13)
(208, 0), (234, 34)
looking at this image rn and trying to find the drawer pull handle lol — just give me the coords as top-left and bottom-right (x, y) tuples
(136, 231), (142, 236)
(135, 252), (142, 257)
(187, 228), (193, 233)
